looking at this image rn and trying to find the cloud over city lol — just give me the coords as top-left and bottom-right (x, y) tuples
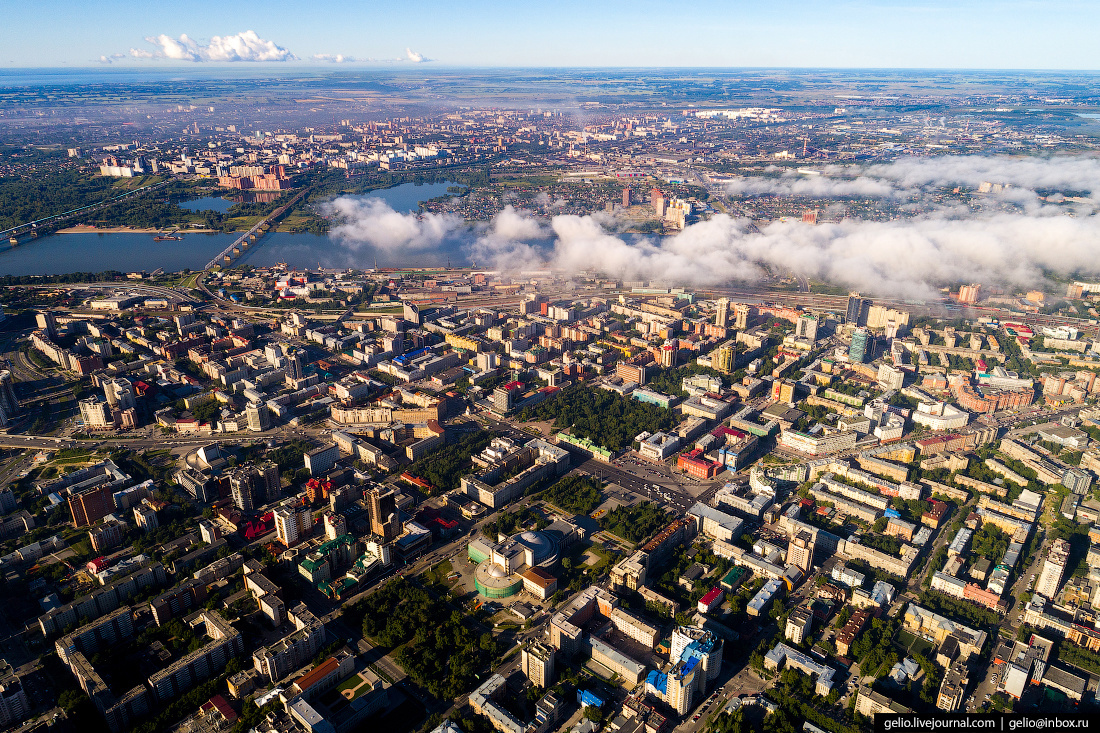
(129, 30), (296, 62)
(324, 195), (1100, 300)
(312, 54), (357, 63)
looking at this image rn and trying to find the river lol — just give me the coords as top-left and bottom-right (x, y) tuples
(0, 181), (462, 275)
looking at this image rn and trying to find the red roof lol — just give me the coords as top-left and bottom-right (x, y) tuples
(203, 695), (238, 722)
(503, 380), (524, 391)
(700, 587), (724, 605)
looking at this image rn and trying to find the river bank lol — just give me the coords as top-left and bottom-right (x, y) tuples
(55, 225), (220, 234)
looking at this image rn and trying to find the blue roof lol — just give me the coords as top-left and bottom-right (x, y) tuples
(645, 670), (667, 694)
(578, 690), (605, 708)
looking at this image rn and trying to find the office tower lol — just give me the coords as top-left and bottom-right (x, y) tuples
(622, 188), (632, 207)
(522, 641), (556, 688)
(715, 298), (730, 328)
(1036, 539), (1071, 600)
(787, 530), (815, 573)
(845, 293), (871, 326)
(286, 351), (305, 380)
(877, 364), (905, 391)
(0, 370), (17, 418)
(794, 316), (819, 341)
(849, 328), (870, 364)
(79, 397), (113, 429)
(368, 486), (399, 542)
(35, 311), (57, 340)
(68, 485), (114, 528)
(492, 386), (515, 414)
(245, 402), (272, 432)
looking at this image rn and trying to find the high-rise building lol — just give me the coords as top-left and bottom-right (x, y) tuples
(68, 485), (114, 528)
(794, 316), (819, 341)
(79, 397), (113, 430)
(368, 486), (399, 542)
(0, 370), (18, 422)
(304, 444), (338, 476)
(521, 640), (556, 688)
(785, 607), (814, 645)
(845, 293), (871, 326)
(787, 530), (815, 573)
(103, 378), (135, 411)
(286, 351), (305, 381)
(849, 328), (870, 364)
(274, 504), (312, 546)
(958, 284), (981, 304)
(259, 461), (281, 503)
(712, 343), (735, 374)
(622, 188), (632, 207)
(36, 311), (57, 340)
(733, 303), (752, 330)
(229, 467), (260, 512)
(1036, 538), (1071, 600)
(660, 341), (678, 368)
(245, 403), (272, 432)
(877, 364), (905, 391)
(323, 512), (347, 541)
(715, 298), (730, 328)
(134, 503), (159, 532)
(0, 668), (29, 728)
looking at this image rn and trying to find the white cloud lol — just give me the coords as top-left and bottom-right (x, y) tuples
(724, 155), (1100, 214)
(321, 154), (1100, 299)
(313, 53), (356, 63)
(130, 30), (296, 62)
(404, 48), (431, 63)
(323, 197), (463, 251)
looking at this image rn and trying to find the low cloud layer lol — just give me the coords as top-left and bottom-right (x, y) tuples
(130, 30), (296, 62)
(404, 48), (430, 63)
(324, 197), (462, 252)
(323, 155), (1100, 298)
(723, 154), (1100, 213)
(312, 53), (357, 63)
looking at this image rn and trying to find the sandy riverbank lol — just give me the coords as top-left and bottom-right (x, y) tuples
(54, 225), (221, 234)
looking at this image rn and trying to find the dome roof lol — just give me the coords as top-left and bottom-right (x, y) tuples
(488, 564), (506, 578)
(515, 530), (560, 565)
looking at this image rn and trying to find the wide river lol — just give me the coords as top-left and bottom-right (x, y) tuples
(0, 181), (460, 276)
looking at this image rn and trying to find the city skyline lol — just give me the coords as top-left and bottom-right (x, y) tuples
(3, 0), (1100, 70)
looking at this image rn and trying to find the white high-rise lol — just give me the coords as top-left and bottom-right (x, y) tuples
(1036, 538), (1071, 600)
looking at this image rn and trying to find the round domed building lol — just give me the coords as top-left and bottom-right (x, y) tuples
(468, 529), (562, 599)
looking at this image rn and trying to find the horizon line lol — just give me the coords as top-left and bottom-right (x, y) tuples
(4, 64), (1100, 73)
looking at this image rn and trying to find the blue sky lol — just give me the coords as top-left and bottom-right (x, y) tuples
(3, 0), (1098, 69)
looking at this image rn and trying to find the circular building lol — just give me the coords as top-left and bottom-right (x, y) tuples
(469, 530), (562, 599)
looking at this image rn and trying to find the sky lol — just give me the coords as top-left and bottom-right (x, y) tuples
(1, 0), (1098, 69)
